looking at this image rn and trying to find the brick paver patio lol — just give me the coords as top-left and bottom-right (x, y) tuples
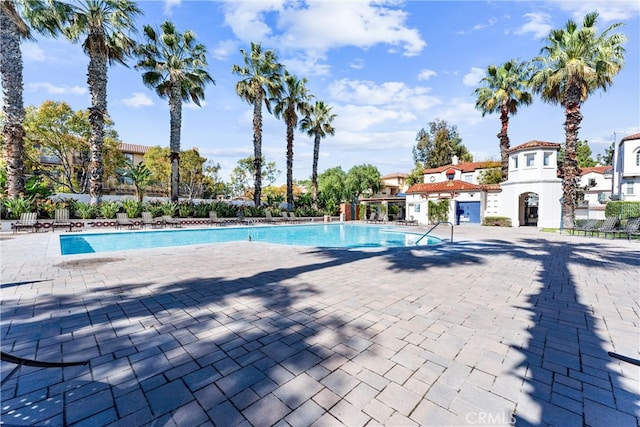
(1, 225), (638, 426)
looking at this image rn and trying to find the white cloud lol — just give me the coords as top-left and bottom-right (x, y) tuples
(184, 100), (207, 111)
(28, 82), (86, 95)
(22, 43), (45, 61)
(350, 58), (365, 70)
(417, 69), (437, 81)
(222, 0), (426, 57)
(472, 18), (497, 31)
(438, 99), (484, 126)
(122, 92), (153, 108)
(282, 54), (332, 77)
(548, 0), (640, 22)
(462, 67), (485, 87)
(334, 104), (415, 132)
(211, 39), (238, 61)
(328, 79), (440, 111)
(164, 0), (181, 15)
(514, 12), (553, 39)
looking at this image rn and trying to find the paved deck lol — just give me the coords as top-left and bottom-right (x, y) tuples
(1, 224), (638, 426)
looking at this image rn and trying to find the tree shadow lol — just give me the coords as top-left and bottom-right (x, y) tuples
(1, 243), (483, 426)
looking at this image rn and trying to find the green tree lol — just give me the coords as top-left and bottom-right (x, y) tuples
(273, 71), (312, 209)
(413, 119), (473, 168)
(318, 166), (348, 206)
(300, 101), (336, 209)
(1, 0), (70, 198)
(125, 161), (151, 202)
(345, 164), (381, 201)
(179, 148), (207, 199)
(135, 21), (214, 202)
(474, 60), (533, 181)
(596, 142), (614, 166)
(61, 0), (142, 205)
(202, 161), (226, 199)
(477, 167), (503, 185)
(406, 162), (425, 186)
(530, 11), (626, 229)
(229, 156), (280, 199)
(144, 146), (170, 196)
(23, 100), (123, 193)
(558, 139), (597, 168)
(232, 42), (283, 206)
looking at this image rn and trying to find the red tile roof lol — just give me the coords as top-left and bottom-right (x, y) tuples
(119, 143), (152, 154)
(407, 180), (501, 194)
(620, 133), (640, 142)
(507, 140), (561, 153)
(580, 166), (612, 175)
(423, 161), (500, 174)
(381, 172), (408, 179)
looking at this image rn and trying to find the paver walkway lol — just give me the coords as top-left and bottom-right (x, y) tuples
(1, 225), (638, 426)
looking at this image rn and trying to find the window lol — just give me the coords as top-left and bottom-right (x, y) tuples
(543, 152), (552, 166)
(588, 178), (596, 187)
(636, 150), (640, 166)
(415, 203), (421, 213)
(525, 153), (535, 167)
(124, 153), (134, 163)
(464, 174), (473, 182)
(626, 182), (634, 195)
(512, 156), (518, 169)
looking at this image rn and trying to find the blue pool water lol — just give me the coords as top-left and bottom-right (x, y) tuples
(59, 223), (440, 255)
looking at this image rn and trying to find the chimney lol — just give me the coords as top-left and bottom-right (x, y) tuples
(452, 155), (459, 165)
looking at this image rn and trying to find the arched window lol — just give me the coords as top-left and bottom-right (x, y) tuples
(636, 149), (640, 166)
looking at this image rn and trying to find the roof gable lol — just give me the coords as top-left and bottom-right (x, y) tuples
(407, 180), (501, 194)
(423, 161), (500, 174)
(507, 140), (560, 153)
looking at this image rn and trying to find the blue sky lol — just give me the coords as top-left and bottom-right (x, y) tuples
(19, 0), (640, 184)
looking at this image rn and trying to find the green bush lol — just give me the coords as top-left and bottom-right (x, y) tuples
(4, 196), (35, 219)
(160, 202), (177, 216)
(121, 198), (141, 218)
(428, 200), (449, 223)
(482, 216), (512, 227)
(98, 200), (120, 219)
(75, 202), (96, 219)
(605, 201), (640, 219)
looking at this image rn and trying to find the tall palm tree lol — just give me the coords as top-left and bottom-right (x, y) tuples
(530, 11), (626, 230)
(0, 0), (70, 198)
(474, 59), (533, 181)
(135, 21), (214, 202)
(232, 42), (283, 207)
(300, 101), (336, 210)
(273, 71), (312, 209)
(61, 0), (141, 205)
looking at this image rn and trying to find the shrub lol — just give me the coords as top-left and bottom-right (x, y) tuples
(177, 201), (194, 218)
(482, 216), (512, 227)
(121, 198), (141, 218)
(160, 201), (177, 216)
(4, 196), (35, 219)
(428, 200), (449, 223)
(98, 201), (120, 219)
(605, 201), (640, 219)
(75, 202), (96, 219)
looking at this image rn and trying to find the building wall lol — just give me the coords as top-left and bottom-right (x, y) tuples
(613, 136), (640, 201)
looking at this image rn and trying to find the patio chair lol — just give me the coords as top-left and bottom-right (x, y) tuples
(116, 213), (135, 230)
(52, 208), (72, 232)
(568, 219), (599, 236)
(209, 211), (223, 226)
(161, 215), (182, 228)
(11, 212), (38, 234)
(288, 212), (305, 223)
(366, 212), (378, 223)
(591, 216), (618, 238)
(616, 217), (640, 240)
(264, 210), (280, 224)
(141, 211), (162, 229)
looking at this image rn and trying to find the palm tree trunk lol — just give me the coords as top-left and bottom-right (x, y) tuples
(286, 121), (294, 208)
(169, 84), (182, 202)
(87, 41), (107, 206)
(311, 133), (321, 210)
(0, 8), (26, 198)
(561, 85), (583, 230)
(498, 106), (510, 181)
(252, 97), (263, 207)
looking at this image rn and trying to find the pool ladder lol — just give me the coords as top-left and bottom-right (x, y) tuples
(415, 221), (454, 245)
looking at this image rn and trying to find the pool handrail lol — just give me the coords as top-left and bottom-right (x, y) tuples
(415, 221), (454, 245)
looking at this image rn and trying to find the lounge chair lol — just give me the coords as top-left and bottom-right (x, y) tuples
(52, 208), (72, 232)
(264, 211), (280, 224)
(142, 211), (162, 229)
(12, 212), (38, 234)
(366, 212), (378, 223)
(209, 211), (223, 226)
(591, 216), (618, 238)
(567, 219), (599, 236)
(161, 215), (182, 228)
(616, 217), (640, 240)
(116, 212), (135, 230)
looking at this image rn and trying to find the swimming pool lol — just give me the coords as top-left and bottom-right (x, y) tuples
(59, 223), (440, 255)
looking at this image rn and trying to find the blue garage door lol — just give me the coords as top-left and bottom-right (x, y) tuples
(456, 201), (481, 225)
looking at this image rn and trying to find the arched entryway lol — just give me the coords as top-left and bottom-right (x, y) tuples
(519, 192), (539, 226)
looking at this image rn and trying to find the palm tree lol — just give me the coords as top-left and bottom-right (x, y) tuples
(232, 42), (283, 207)
(300, 101), (336, 210)
(61, 0), (141, 205)
(474, 59), (533, 181)
(0, 0), (69, 198)
(135, 21), (214, 202)
(273, 71), (312, 209)
(530, 11), (626, 230)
